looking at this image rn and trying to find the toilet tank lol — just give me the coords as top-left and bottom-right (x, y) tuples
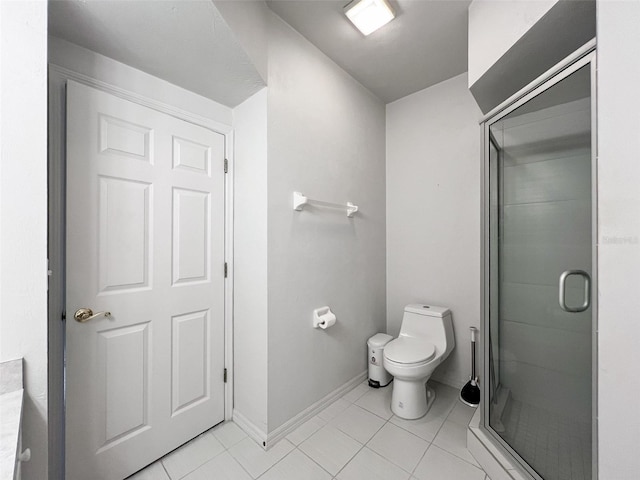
(400, 304), (455, 357)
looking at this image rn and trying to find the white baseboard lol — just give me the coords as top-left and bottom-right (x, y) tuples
(432, 371), (467, 390)
(265, 371), (367, 448)
(233, 371), (367, 450)
(232, 409), (268, 448)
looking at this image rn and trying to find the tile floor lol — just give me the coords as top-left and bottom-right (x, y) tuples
(128, 381), (488, 480)
(500, 398), (590, 480)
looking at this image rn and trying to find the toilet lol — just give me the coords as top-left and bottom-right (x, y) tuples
(383, 304), (455, 420)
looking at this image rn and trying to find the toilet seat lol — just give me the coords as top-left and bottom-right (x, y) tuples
(384, 337), (436, 365)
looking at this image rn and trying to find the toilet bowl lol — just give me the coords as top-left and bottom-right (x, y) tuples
(383, 304), (454, 419)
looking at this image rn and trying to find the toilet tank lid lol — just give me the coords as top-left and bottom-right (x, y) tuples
(405, 304), (450, 317)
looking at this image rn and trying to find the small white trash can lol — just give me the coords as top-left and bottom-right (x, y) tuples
(367, 333), (393, 388)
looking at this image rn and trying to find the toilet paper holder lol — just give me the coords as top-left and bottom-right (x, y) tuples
(313, 306), (337, 329)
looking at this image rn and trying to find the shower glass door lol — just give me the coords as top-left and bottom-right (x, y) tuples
(484, 55), (595, 480)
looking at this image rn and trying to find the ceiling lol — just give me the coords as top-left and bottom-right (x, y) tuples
(48, 0), (266, 107)
(266, 0), (471, 103)
(49, 0), (471, 106)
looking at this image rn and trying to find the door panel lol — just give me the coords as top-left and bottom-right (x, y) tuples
(98, 322), (151, 447)
(171, 310), (210, 415)
(99, 114), (153, 161)
(172, 136), (212, 174)
(65, 80), (225, 480)
(172, 188), (210, 284)
(98, 177), (152, 292)
(486, 63), (594, 480)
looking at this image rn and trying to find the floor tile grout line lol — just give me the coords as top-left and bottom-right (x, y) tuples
(212, 427), (248, 451)
(295, 444), (338, 478)
(353, 406), (392, 422)
(404, 393), (468, 478)
(159, 459), (172, 480)
(344, 399), (392, 423)
(300, 384), (372, 479)
(426, 401), (485, 472)
(333, 437), (368, 479)
(300, 419), (369, 478)
(172, 434), (228, 480)
(159, 430), (225, 480)
(331, 407), (393, 479)
(226, 440), (263, 480)
(311, 383), (482, 479)
(155, 383), (485, 480)
(329, 406), (389, 445)
(369, 416), (432, 477)
(252, 448), (285, 480)
(343, 385), (369, 404)
(411, 442), (434, 479)
(213, 432), (251, 479)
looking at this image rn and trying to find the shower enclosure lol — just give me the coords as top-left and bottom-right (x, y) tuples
(481, 48), (596, 480)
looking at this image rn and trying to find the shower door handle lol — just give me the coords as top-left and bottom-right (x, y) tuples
(559, 270), (591, 313)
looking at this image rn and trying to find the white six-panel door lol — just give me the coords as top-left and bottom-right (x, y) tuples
(65, 81), (226, 480)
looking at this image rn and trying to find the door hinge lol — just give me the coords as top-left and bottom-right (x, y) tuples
(223, 368), (228, 383)
(224, 262), (228, 278)
(224, 158), (228, 173)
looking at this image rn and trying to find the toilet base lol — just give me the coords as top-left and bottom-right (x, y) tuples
(391, 379), (436, 420)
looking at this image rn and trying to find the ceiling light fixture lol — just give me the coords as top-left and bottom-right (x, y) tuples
(344, 0), (396, 36)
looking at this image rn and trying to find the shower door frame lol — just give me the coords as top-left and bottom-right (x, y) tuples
(480, 43), (598, 480)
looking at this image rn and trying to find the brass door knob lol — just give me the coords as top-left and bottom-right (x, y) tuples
(74, 308), (111, 323)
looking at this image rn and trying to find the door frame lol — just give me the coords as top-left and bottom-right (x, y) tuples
(48, 64), (235, 478)
(480, 43), (598, 480)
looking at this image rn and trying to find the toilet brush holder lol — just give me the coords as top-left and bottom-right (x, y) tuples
(460, 327), (480, 407)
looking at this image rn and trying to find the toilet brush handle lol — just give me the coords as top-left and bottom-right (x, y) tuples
(470, 327), (478, 381)
(471, 341), (478, 381)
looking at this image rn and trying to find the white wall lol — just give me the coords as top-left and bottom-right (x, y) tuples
(0, 1), (49, 479)
(597, 1), (640, 478)
(49, 37), (233, 125)
(468, 0), (558, 86)
(266, 13), (387, 432)
(233, 88), (269, 434)
(386, 73), (482, 388)
(213, 0), (269, 84)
